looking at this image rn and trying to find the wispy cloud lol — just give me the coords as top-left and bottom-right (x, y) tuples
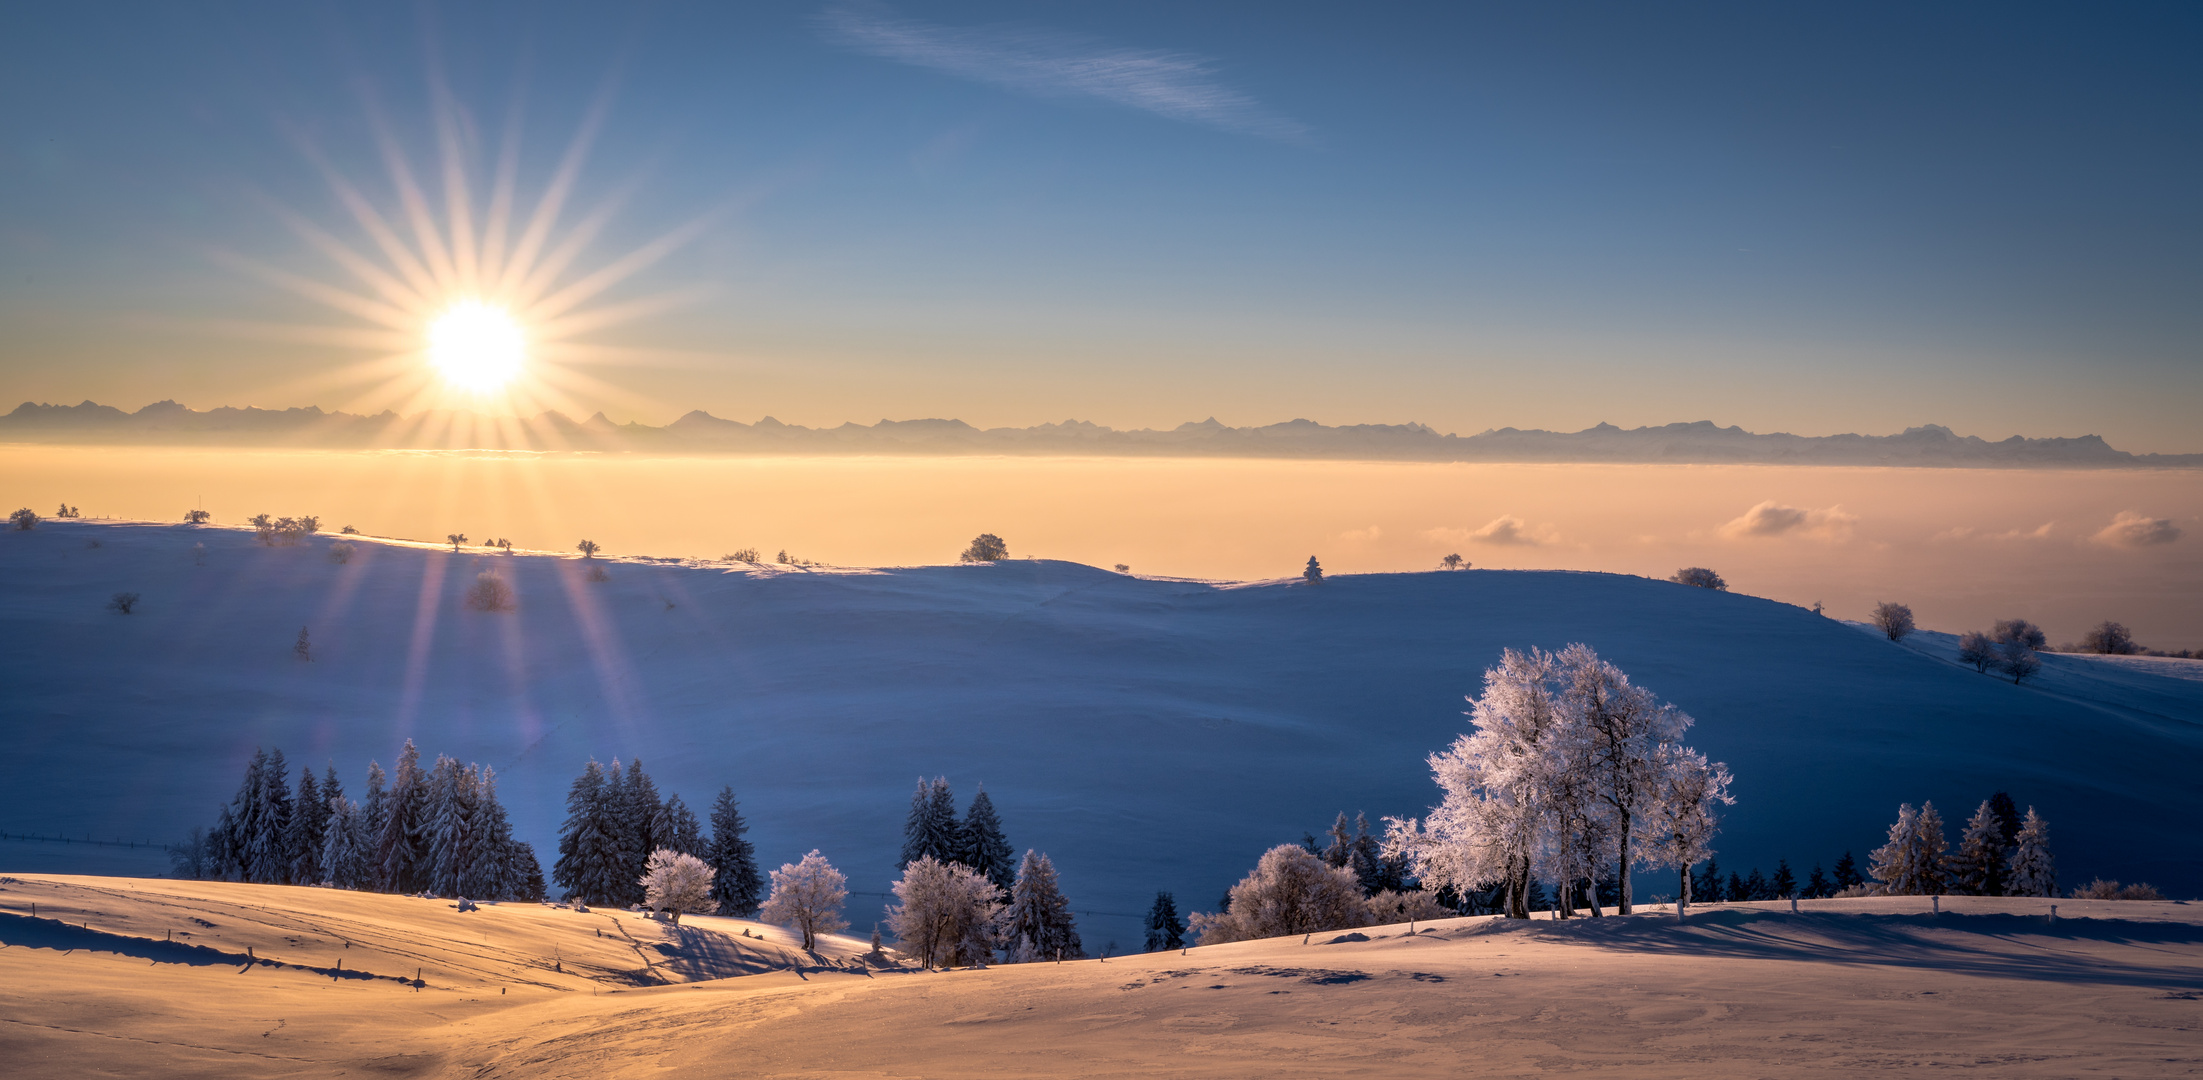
(1719, 500), (1858, 542)
(1929, 522), (2055, 544)
(2092, 511), (2183, 547)
(1425, 516), (1560, 548)
(819, 4), (1309, 143)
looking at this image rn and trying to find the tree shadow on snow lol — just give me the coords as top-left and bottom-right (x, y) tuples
(1515, 909), (2203, 990)
(0, 912), (410, 985)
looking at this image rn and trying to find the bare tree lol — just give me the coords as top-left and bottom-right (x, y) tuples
(9, 507), (36, 530)
(183, 509), (211, 525)
(1992, 618), (2047, 650)
(1870, 602), (1916, 641)
(576, 539), (600, 558)
(1440, 553), (1465, 570)
(959, 533), (1009, 562)
(108, 592), (140, 615)
(465, 571), (515, 612)
(1669, 567), (1726, 590)
(1998, 642), (2042, 684)
(446, 533), (468, 552)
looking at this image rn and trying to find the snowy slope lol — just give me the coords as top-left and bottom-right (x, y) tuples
(3, 520), (2199, 948)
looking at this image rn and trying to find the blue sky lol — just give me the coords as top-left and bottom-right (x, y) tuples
(2, 2), (2198, 448)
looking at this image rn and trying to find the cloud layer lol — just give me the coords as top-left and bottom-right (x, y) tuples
(820, 5), (1309, 142)
(1422, 515), (1560, 548)
(2092, 511), (2183, 547)
(1719, 500), (1858, 541)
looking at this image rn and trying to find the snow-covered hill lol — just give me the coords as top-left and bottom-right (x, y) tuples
(3, 520), (2198, 946)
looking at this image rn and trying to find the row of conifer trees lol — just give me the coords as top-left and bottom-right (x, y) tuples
(172, 741), (545, 901)
(551, 757), (764, 915)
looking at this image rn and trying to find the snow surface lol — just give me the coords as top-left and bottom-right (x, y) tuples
(3, 520), (2199, 948)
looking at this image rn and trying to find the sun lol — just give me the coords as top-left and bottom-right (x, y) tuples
(427, 301), (526, 392)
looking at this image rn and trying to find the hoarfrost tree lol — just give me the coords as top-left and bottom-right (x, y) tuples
(900, 777), (961, 870)
(1640, 744), (1732, 916)
(1951, 800), (2010, 896)
(640, 849), (716, 924)
(2006, 808), (2056, 897)
(1669, 567), (1726, 590)
(377, 741), (430, 894)
(1144, 891), (1185, 953)
(319, 795), (368, 888)
(1187, 845), (1370, 945)
(1867, 802), (1949, 896)
(760, 850), (849, 952)
(1957, 631), (1996, 673)
(1001, 850), (1081, 962)
(956, 786), (1016, 893)
(1998, 642), (2043, 684)
(2078, 621), (2140, 654)
(288, 766), (328, 884)
(705, 787), (763, 916)
(888, 855), (1006, 968)
(1561, 643), (1693, 914)
(1870, 602), (1916, 641)
(1992, 618), (2047, 650)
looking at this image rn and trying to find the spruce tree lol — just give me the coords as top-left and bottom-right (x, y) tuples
(1832, 850), (1861, 891)
(958, 787), (1015, 892)
(360, 761), (389, 889)
(2006, 807), (2055, 897)
(621, 759), (672, 905)
(706, 786), (763, 916)
(1987, 792), (2022, 848)
(665, 793), (704, 857)
(1739, 869), (1764, 902)
(899, 777), (960, 870)
(1772, 859), (1797, 899)
(377, 740), (429, 893)
(554, 761), (624, 905)
(1805, 863), (1830, 899)
(1694, 857), (1723, 902)
(1003, 850), (1081, 961)
(248, 747), (295, 884)
(1144, 891), (1185, 953)
(1953, 800), (2010, 896)
(1727, 871), (1748, 903)
(290, 766), (326, 884)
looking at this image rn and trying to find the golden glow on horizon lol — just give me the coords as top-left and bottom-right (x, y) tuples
(428, 302), (526, 392)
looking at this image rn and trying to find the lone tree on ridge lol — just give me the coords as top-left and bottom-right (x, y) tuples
(959, 533), (1008, 562)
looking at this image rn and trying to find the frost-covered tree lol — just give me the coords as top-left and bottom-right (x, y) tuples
(1986, 792), (2021, 847)
(288, 766), (327, 884)
(622, 760), (675, 899)
(464, 571), (514, 612)
(359, 761), (389, 887)
(425, 756), (482, 896)
(1998, 642), (2043, 684)
(1992, 619), (2047, 650)
(1303, 556), (1323, 584)
(1144, 891), (1185, 953)
(956, 787), (1016, 892)
(705, 787), (763, 916)
(1365, 889), (1452, 925)
(1867, 802), (1949, 896)
(1870, 602), (1916, 641)
(900, 777), (961, 870)
(1950, 800), (2009, 896)
(640, 849), (716, 924)
(168, 827), (213, 880)
(760, 850), (849, 952)
(1001, 850), (1080, 962)
(2006, 807), (2056, 897)
(239, 747), (296, 884)
(10, 507), (39, 530)
(1957, 631), (1996, 673)
(320, 795), (367, 888)
(1641, 744), (1732, 915)
(1188, 845), (1371, 945)
(2078, 621), (2140, 655)
(958, 533), (1009, 562)
(377, 741), (430, 893)
(1669, 567), (1726, 590)
(890, 855), (1006, 968)
(1561, 643), (1694, 914)
(664, 794), (703, 857)
(554, 760), (626, 905)
(1322, 812), (1387, 895)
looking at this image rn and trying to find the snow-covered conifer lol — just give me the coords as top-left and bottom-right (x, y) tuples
(639, 849), (716, 924)
(377, 740), (429, 893)
(1986, 792), (2021, 847)
(1743, 868), (1771, 901)
(1952, 800), (2010, 896)
(245, 747), (295, 884)
(423, 756), (481, 897)
(1001, 850), (1080, 962)
(319, 795), (365, 888)
(889, 855), (1006, 968)
(554, 760), (625, 905)
(759, 850), (849, 952)
(1144, 891), (1185, 953)
(1868, 802), (1950, 895)
(359, 761), (389, 888)
(289, 766), (327, 884)
(705, 787), (763, 916)
(2006, 807), (2055, 897)
(899, 777), (961, 870)
(1805, 863), (1830, 899)
(957, 786), (1016, 892)
(1694, 857), (1724, 902)
(665, 793), (704, 857)
(1187, 845), (1371, 945)
(1303, 556), (1323, 584)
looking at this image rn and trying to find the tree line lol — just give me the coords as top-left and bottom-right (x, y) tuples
(552, 757), (763, 917)
(169, 741), (544, 901)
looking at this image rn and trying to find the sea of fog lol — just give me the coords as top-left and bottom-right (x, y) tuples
(6, 445), (2197, 648)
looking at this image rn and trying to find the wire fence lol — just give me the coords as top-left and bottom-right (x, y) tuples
(0, 830), (170, 850)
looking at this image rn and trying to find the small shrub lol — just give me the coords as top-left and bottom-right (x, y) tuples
(1671, 567), (1726, 590)
(184, 509), (211, 525)
(446, 532), (468, 552)
(726, 547), (760, 563)
(108, 592), (140, 615)
(959, 533), (1009, 562)
(340, 525), (358, 535)
(2070, 879), (2165, 901)
(2077, 621), (2141, 655)
(1870, 602), (1916, 641)
(587, 564), (610, 583)
(1114, 563), (1130, 573)
(465, 571), (515, 612)
(327, 540), (356, 564)
(1957, 631), (1996, 673)
(56, 503), (81, 518)
(10, 507), (38, 531)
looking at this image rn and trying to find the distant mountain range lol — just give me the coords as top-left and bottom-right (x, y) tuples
(4, 399), (2197, 467)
